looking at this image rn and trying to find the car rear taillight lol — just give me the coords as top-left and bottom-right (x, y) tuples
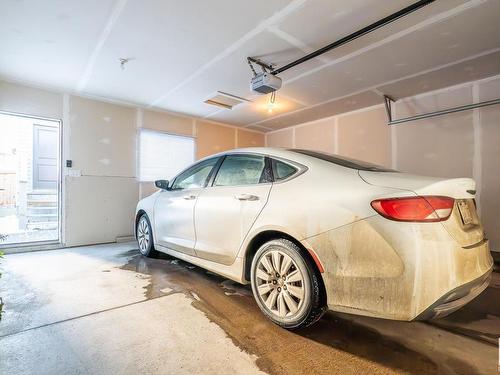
(370, 196), (454, 222)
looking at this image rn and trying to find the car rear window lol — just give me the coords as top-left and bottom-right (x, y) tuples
(290, 149), (397, 172)
(272, 159), (298, 181)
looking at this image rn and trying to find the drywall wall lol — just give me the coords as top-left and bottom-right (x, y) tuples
(64, 176), (138, 245)
(394, 86), (474, 178)
(195, 120), (236, 159)
(394, 79), (499, 250)
(0, 80), (63, 119)
(338, 107), (391, 167)
(266, 106), (391, 168)
(65, 96), (138, 246)
(70, 97), (137, 177)
(478, 77), (500, 252)
(237, 129), (265, 148)
(142, 109), (193, 136)
(0, 80), (264, 247)
(295, 119), (335, 154)
(266, 75), (500, 251)
(266, 128), (294, 148)
(138, 112), (265, 198)
(10, 90), (143, 247)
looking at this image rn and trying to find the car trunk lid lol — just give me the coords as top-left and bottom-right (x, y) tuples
(359, 171), (484, 247)
(358, 171), (476, 199)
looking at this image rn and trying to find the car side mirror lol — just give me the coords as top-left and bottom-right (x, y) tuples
(155, 179), (170, 190)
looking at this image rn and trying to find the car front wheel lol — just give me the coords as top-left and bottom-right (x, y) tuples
(136, 214), (157, 257)
(250, 238), (326, 329)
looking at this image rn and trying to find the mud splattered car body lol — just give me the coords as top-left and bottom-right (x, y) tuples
(136, 148), (493, 325)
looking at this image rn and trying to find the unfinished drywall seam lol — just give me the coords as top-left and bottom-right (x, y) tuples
(81, 173), (136, 179)
(62, 93), (71, 246)
(136, 107), (143, 129)
(250, 0), (492, 128)
(265, 103), (384, 136)
(76, 0), (128, 92)
(203, 107), (225, 119)
(395, 73), (500, 108)
(391, 103), (397, 170)
(148, 0), (308, 106)
(250, 47), (500, 128)
(202, 117), (264, 134)
(398, 78), (469, 103)
(243, 124), (273, 132)
(0, 78), (265, 136)
(472, 82), (482, 214)
(283, 0), (488, 87)
(191, 119), (196, 137)
(267, 25), (331, 67)
(63, 95), (71, 163)
(333, 117), (339, 154)
(336, 103), (385, 119)
(136, 108), (143, 199)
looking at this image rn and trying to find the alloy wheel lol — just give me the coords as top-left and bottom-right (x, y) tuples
(255, 250), (305, 318)
(137, 217), (150, 254)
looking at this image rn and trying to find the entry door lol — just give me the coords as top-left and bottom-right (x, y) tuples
(33, 124), (58, 190)
(153, 157), (220, 255)
(194, 154), (272, 265)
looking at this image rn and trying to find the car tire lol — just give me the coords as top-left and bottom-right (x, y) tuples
(136, 214), (158, 257)
(250, 238), (326, 329)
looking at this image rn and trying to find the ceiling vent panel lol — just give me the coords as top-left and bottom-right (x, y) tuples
(204, 91), (250, 110)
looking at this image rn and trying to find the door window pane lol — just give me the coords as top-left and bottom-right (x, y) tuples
(172, 157), (219, 190)
(214, 155), (265, 186)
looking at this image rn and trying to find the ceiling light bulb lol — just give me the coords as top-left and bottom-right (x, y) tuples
(267, 91), (277, 113)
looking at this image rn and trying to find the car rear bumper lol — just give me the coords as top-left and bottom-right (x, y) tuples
(415, 267), (492, 320)
(303, 215), (493, 321)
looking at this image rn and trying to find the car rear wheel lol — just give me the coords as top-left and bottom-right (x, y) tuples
(137, 214), (157, 257)
(250, 238), (326, 329)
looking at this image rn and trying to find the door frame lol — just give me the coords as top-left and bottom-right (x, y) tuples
(0, 110), (63, 250)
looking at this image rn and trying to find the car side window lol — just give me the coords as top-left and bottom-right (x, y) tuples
(213, 154), (266, 186)
(272, 159), (297, 181)
(171, 157), (219, 190)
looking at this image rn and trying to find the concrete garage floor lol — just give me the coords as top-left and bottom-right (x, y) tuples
(0, 243), (498, 375)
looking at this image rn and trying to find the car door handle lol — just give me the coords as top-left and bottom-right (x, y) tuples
(182, 195), (196, 200)
(234, 194), (259, 201)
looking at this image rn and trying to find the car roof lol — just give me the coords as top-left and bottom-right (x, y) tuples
(199, 147), (394, 173)
(201, 147), (301, 161)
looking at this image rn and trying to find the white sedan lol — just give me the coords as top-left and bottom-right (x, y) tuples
(135, 147), (493, 329)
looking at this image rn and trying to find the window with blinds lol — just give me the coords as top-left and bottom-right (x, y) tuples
(138, 130), (195, 182)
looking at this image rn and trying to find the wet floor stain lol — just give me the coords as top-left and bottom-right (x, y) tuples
(118, 249), (490, 375)
(429, 275), (500, 344)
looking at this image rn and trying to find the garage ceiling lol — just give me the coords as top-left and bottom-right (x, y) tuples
(1, 0), (499, 132)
